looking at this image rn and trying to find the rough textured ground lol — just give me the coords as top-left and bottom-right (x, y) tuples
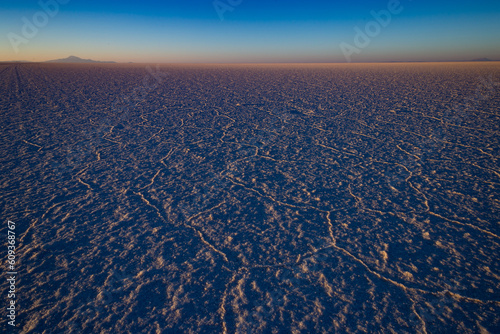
(1, 62), (499, 333)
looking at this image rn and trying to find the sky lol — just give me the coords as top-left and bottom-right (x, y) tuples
(0, 0), (499, 63)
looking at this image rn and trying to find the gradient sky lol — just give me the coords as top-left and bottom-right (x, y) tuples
(1, 0), (499, 63)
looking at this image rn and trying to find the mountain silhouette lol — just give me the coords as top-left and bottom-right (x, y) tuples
(45, 55), (116, 63)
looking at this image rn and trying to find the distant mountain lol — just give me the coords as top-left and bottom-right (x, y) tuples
(45, 56), (116, 63)
(469, 58), (493, 62)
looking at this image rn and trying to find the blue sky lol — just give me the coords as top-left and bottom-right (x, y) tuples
(1, 0), (499, 62)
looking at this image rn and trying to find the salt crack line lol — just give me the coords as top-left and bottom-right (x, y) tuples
(410, 299), (428, 334)
(144, 127), (164, 143)
(187, 201), (226, 222)
(220, 272), (238, 334)
(185, 225), (229, 263)
(315, 141), (358, 157)
(140, 169), (161, 189)
(226, 177), (333, 215)
(160, 147), (176, 168)
(134, 192), (229, 262)
(396, 144), (420, 160)
(429, 211), (500, 240)
(134, 191), (169, 226)
(186, 201), (229, 262)
(77, 178), (92, 190)
(22, 139), (43, 151)
(331, 239), (500, 307)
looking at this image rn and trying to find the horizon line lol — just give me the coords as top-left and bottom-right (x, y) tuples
(2, 60), (500, 64)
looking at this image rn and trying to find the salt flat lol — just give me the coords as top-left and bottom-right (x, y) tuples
(0, 62), (499, 333)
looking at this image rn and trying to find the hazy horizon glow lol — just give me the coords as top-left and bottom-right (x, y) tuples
(1, 0), (499, 63)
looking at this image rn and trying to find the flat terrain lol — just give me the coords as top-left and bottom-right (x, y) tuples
(1, 62), (499, 333)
